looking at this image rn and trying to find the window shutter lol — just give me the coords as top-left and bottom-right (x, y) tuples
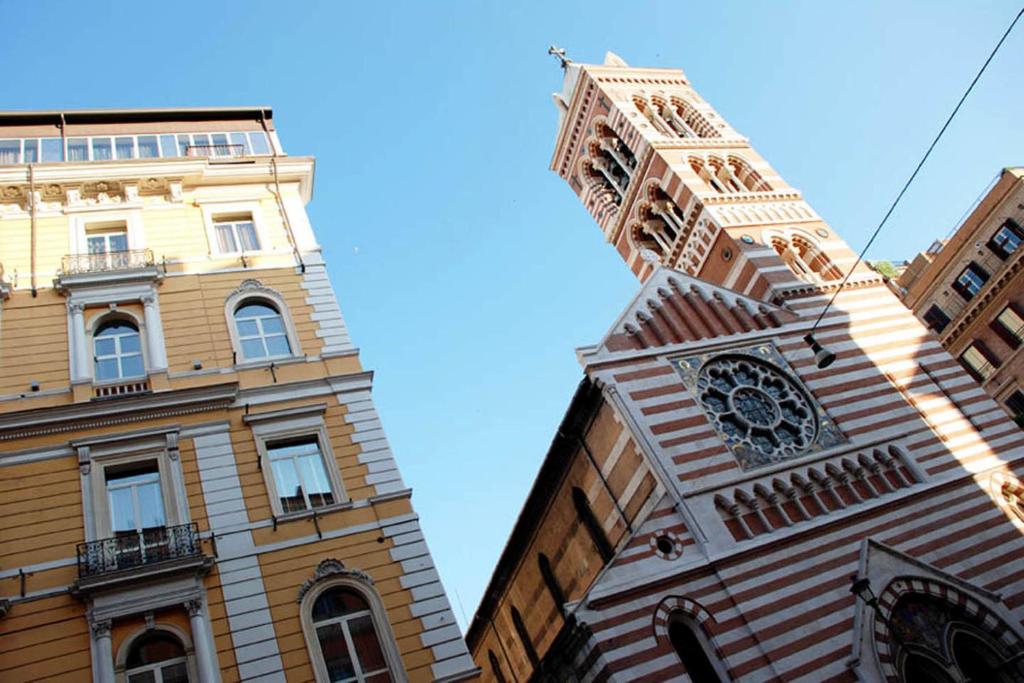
(974, 340), (1001, 368)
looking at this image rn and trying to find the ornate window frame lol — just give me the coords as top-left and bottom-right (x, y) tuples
(114, 624), (198, 683)
(674, 343), (845, 470)
(87, 308), (148, 384)
(297, 559), (407, 683)
(224, 279), (303, 367)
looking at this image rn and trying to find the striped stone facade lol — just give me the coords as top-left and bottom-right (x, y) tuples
(0, 108), (477, 682)
(467, 54), (1024, 681)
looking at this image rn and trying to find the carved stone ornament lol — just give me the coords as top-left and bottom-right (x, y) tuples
(90, 619), (112, 639)
(228, 278), (279, 302)
(296, 559), (375, 604)
(674, 343), (845, 470)
(184, 599), (204, 617)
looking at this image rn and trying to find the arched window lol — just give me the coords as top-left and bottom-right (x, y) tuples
(94, 319), (144, 381)
(488, 650), (507, 683)
(888, 593), (1022, 683)
(125, 631), (190, 683)
(234, 300), (292, 361)
(309, 586), (394, 682)
(668, 613), (724, 683)
(511, 606), (540, 668)
(538, 553), (567, 611)
(670, 97), (720, 138)
(572, 487), (614, 563)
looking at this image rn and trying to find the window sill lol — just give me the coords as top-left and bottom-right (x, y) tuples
(234, 354), (307, 371)
(273, 500), (353, 525)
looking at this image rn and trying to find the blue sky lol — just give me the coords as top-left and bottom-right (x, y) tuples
(3, 1), (1023, 628)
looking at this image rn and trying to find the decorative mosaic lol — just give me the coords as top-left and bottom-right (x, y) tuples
(673, 343), (845, 470)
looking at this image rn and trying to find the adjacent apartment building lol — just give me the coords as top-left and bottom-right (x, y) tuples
(898, 167), (1024, 426)
(0, 108), (477, 682)
(467, 53), (1024, 682)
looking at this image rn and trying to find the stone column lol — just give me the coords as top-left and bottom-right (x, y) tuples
(70, 302), (89, 381)
(186, 599), (219, 683)
(141, 295), (168, 371)
(91, 620), (115, 683)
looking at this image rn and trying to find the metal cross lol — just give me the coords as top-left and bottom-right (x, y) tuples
(547, 45), (572, 69)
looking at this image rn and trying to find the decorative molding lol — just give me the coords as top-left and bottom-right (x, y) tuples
(296, 559), (374, 604)
(242, 402), (327, 425)
(0, 383), (237, 441)
(184, 598), (204, 618)
(90, 619), (112, 639)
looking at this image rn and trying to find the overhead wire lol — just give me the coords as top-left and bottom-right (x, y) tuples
(810, 5), (1024, 333)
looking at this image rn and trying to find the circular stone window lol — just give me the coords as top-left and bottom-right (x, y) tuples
(650, 531), (684, 560)
(696, 355), (819, 467)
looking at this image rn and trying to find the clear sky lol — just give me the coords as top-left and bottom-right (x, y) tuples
(3, 0), (1023, 629)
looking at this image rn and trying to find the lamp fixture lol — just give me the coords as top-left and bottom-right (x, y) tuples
(804, 334), (837, 369)
(849, 575), (879, 611)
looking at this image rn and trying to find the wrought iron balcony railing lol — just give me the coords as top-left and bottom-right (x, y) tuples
(60, 248), (155, 276)
(76, 523), (202, 579)
(185, 143), (245, 158)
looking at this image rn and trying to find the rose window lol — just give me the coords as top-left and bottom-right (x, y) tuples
(696, 355), (818, 466)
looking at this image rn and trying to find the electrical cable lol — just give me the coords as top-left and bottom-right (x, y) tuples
(811, 5), (1024, 332)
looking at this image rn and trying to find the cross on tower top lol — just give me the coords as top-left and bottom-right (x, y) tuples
(547, 45), (572, 69)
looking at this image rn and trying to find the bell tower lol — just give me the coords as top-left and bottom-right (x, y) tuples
(550, 51), (868, 302)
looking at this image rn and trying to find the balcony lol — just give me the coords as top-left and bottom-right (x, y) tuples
(74, 523), (212, 592)
(185, 143), (245, 158)
(56, 249), (160, 289)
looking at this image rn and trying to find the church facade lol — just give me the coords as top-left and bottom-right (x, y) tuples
(467, 53), (1024, 682)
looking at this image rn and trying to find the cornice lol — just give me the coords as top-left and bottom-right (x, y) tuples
(0, 382), (239, 441)
(0, 155), (315, 204)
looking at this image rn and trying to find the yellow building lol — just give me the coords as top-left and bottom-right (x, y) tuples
(0, 108), (478, 683)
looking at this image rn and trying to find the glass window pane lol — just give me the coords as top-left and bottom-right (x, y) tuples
(261, 316), (285, 334)
(192, 133), (210, 151)
(127, 670), (156, 683)
(241, 338), (266, 360)
(137, 136), (159, 158)
(265, 334), (291, 357)
(348, 614), (388, 673)
(109, 486), (136, 531)
(215, 224), (238, 253)
(120, 333), (141, 353)
(96, 358), (120, 380)
(160, 662), (189, 683)
(236, 320), (259, 337)
(136, 481), (166, 528)
(95, 338), (116, 356)
(272, 458), (305, 511)
(177, 134), (191, 156)
(121, 354), (145, 378)
(22, 139), (39, 162)
(229, 132), (250, 155)
(316, 623), (356, 681)
(115, 137), (135, 159)
(211, 133), (229, 156)
(237, 222), (260, 250)
(298, 452), (333, 507)
(92, 138), (112, 161)
(107, 233), (128, 252)
(0, 139), (21, 164)
(249, 131), (270, 154)
(67, 138), (88, 161)
(236, 303), (278, 318)
(41, 137), (63, 162)
(159, 134), (178, 158)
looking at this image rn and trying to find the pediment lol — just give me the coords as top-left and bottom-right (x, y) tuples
(596, 266), (798, 354)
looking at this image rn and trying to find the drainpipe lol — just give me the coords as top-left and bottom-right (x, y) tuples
(28, 164), (37, 297)
(259, 109), (305, 273)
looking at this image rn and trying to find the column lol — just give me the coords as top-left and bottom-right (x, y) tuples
(141, 294), (168, 371)
(186, 599), (219, 683)
(91, 620), (115, 683)
(70, 302), (89, 381)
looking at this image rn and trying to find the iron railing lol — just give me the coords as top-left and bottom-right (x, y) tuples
(76, 523), (202, 578)
(185, 143), (245, 158)
(59, 248), (155, 276)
